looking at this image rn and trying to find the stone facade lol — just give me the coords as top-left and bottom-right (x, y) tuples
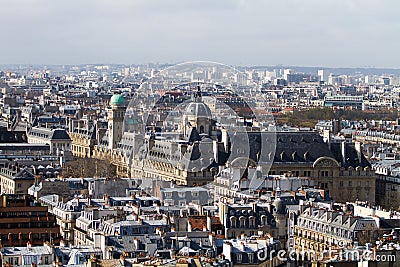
(294, 205), (378, 258)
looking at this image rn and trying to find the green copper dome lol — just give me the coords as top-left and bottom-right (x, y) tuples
(110, 94), (125, 105)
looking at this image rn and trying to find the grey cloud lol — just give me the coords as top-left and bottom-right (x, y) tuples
(0, 0), (399, 67)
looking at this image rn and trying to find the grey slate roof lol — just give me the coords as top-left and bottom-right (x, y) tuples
(331, 142), (371, 168)
(28, 127), (71, 141)
(272, 132), (335, 163)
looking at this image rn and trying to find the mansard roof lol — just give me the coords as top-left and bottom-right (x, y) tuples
(247, 131), (370, 169)
(14, 167), (35, 179)
(300, 206), (378, 231)
(330, 142), (371, 168)
(272, 132), (336, 163)
(28, 127), (71, 141)
(71, 125), (96, 139)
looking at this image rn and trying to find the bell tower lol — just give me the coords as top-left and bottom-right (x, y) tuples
(108, 93), (126, 150)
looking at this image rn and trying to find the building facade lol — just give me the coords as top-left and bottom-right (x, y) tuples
(266, 132), (375, 204)
(69, 125), (97, 158)
(27, 126), (71, 155)
(0, 166), (35, 194)
(218, 201), (286, 243)
(294, 205), (378, 260)
(0, 194), (61, 247)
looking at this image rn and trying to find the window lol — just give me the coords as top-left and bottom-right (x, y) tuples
(230, 217), (237, 228)
(339, 181), (344, 187)
(237, 253), (242, 263)
(261, 215), (267, 226)
(321, 171), (329, 177)
(248, 253), (254, 263)
(240, 217), (246, 228)
(249, 217), (255, 228)
(348, 181), (352, 187)
(164, 200), (174, 206)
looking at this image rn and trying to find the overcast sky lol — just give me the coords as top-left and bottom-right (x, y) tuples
(0, 0), (399, 68)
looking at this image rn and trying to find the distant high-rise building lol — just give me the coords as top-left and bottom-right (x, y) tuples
(365, 75), (371, 84)
(283, 69), (293, 80)
(318, 69), (329, 82)
(382, 77), (390, 86)
(233, 72), (248, 86)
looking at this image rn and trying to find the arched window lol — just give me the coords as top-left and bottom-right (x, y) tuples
(249, 216), (256, 228)
(230, 216), (237, 228)
(261, 215), (267, 226)
(239, 216), (246, 228)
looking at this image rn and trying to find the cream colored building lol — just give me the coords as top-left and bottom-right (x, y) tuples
(294, 205), (378, 264)
(70, 126), (97, 158)
(0, 166), (35, 194)
(27, 126), (71, 155)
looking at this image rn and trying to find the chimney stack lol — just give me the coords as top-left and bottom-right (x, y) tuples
(207, 215), (212, 231)
(355, 141), (362, 165)
(341, 141), (346, 164)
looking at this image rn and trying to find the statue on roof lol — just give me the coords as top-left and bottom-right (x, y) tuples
(193, 85), (202, 102)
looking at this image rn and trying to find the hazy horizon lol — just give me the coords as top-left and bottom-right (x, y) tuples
(1, 0), (399, 68)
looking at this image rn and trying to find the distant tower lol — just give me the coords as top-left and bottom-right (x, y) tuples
(108, 93), (126, 150)
(318, 69), (329, 83)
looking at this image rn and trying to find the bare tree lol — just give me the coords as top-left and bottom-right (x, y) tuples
(62, 158), (116, 178)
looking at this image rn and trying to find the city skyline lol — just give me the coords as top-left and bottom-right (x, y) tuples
(2, 1), (400, 266)
(0, 0), (399, 68)
(2, 51), (400, 266)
